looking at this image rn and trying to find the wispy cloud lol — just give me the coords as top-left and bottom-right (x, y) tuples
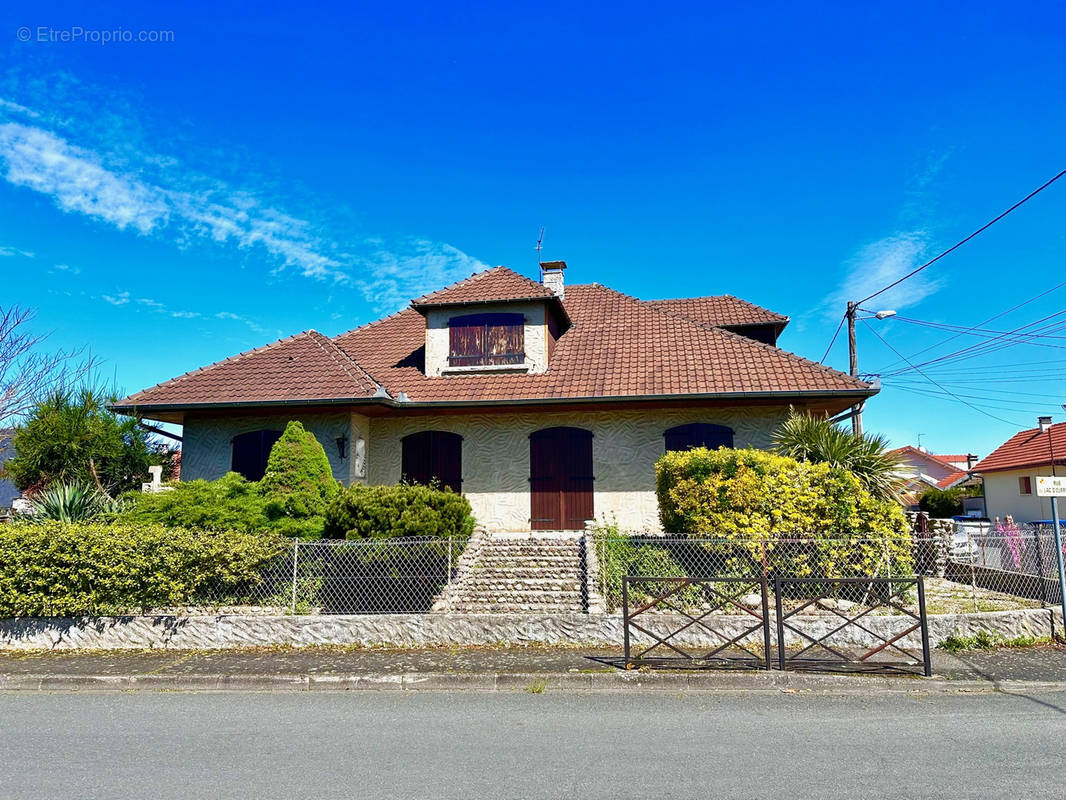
(0, 243), (34, 258)
(102, 291), (130, 305)
(824, 231), (943, 318)
(0, 88), (488, 312)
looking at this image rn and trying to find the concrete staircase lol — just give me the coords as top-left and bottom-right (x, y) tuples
(433, 534), (593, 613)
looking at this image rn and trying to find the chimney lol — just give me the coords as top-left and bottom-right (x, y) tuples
(966, 453), (977, 470)
(1039, 416), (1053, 433)
(539, 260), (566, 298)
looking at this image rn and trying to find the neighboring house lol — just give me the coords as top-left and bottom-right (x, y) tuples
(975, 417), (1066, 524)
(0, 429), (19, 509)
(891, 446), (980, 508)
(111, 262), (876, 532)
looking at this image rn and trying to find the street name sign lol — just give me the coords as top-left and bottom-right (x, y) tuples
(1036, 476), (1066, 497)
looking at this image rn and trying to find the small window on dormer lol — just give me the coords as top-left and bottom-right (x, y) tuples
(449, 313), (524, 367)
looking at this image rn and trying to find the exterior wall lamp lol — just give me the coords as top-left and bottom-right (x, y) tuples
(335, 435), (348, 459)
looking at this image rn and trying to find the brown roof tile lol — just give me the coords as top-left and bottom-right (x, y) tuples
(119, 330), (381, 408)
(411, 266), (556, 307)
(333, 283), (869, 403)
(645, 295), (788, 328)
(117, 277), (872, 411)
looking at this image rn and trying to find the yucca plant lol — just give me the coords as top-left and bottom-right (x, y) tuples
(772, 411), (905, 503)
(28, 482), (111, 522)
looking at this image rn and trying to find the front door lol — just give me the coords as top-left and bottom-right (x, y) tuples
(529, 427), (594, 530)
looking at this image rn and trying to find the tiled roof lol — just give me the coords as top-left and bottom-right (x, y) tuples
(936, 470), (970, 489)
(411, 266), (556, 307)
(975, 423), (1066, 473)
(889, 446), (961, 470)
(118, 330), (382, 408)
(116, 277), (872, 411)
(332, 283), (870, 403)
(645, 295), (788, 328)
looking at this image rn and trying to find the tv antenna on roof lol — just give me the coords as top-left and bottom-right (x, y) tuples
(535, 226), (545, 265)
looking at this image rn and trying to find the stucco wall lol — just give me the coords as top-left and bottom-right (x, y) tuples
(983, 467), (1058, 523)
(368, 406), (790, 532)
(424, 301), (548, 376)
(182, 412), (353, 483)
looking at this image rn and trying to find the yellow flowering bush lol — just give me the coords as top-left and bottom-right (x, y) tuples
(656, 448), (911, 577)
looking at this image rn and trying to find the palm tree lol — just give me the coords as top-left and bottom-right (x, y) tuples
(772, 410), (904, 502)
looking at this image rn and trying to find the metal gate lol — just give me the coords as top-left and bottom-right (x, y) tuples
(622, 576), (772, 670)
(622, 574), (931, 676)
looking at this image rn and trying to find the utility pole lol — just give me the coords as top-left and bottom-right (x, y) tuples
(846, 301), (863, 436)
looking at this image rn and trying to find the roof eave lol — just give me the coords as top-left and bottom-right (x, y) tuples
(411, 295), (572, 327)
(110, 385), (875, 418)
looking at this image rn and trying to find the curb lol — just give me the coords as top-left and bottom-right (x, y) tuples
(4, 670), (1066, 694)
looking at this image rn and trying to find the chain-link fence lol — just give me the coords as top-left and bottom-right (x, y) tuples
(152, 524), (1066, 616)
(197, 537), (463, 615)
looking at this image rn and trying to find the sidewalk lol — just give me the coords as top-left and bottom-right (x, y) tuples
(2, 643), (1066, 693)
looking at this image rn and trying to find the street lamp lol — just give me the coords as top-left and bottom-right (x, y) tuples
(845, 303), (896, 436)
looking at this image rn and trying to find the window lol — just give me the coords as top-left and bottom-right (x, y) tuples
(1019, 476), (1033, 495)
(448, 313), (524, 367)
(231, 429), (283, 481)
(664, 423), (735, 452)
(401, 431), (463, 492)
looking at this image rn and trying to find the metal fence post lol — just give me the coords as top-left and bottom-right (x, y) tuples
(967, 528), (978, 613)
(774, 575), (786, 671)
(622, 576), (631, 668)
(291, 539), (299, 616)
(917, 576), (932, 677)
(1051, 497), (1066, 639)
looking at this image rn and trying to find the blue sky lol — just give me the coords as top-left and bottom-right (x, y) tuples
(1, 1), (1064, 458)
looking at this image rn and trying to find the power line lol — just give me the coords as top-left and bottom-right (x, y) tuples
(880, 309), (1066, 377)
(820, 311), (848, 364)
(873, 279), (1066, 374)
(861, 319), (1022, 425)
(857, 169), (1066, 307)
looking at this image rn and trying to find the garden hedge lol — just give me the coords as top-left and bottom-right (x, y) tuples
(323, 483), (476, 541)
(0, 521), (288, 617)
(655, 447), (911, 577)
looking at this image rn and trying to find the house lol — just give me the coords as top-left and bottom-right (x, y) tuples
(0, 429), (19, 510)
(111, 262), (876, 533)
(974, 416), (1066, 524)
(890, 446), (979, 508)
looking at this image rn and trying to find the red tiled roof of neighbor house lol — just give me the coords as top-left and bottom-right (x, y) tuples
(411, 266), (557, 307)
(114, 270), (874, 412)
(975, 422), (1066, 474)
(118, 330), (382, 408)
(936, 470), (969, 489)
(645, 295), (789, 328)
(889, 446), (969, 470)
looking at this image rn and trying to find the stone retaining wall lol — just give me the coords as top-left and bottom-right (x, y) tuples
(0, 608), (1057, 651)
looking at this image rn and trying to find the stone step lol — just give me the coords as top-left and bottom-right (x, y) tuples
(466, 565), (583, 576)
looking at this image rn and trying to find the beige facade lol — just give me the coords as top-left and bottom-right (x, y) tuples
(180, 404), (789, 533)
(182, 411), (352, 484)
(367, 405), (789, 532)
(982, 467), (1061, 524)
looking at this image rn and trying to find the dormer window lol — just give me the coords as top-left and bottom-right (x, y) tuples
(448, 313), (524, 367)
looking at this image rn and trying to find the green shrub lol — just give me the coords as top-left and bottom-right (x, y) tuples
(324, 483), (475, 541)
(918, 486), (978, 518)
(118, 472), (270, 532)
(260, 421), (339, 536)
(3, 388), (164, 496)
(0, 521), (288, 616)
(655, 447), (911, 577)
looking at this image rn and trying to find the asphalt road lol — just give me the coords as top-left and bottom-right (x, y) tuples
(2, 690), (1064, 799)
